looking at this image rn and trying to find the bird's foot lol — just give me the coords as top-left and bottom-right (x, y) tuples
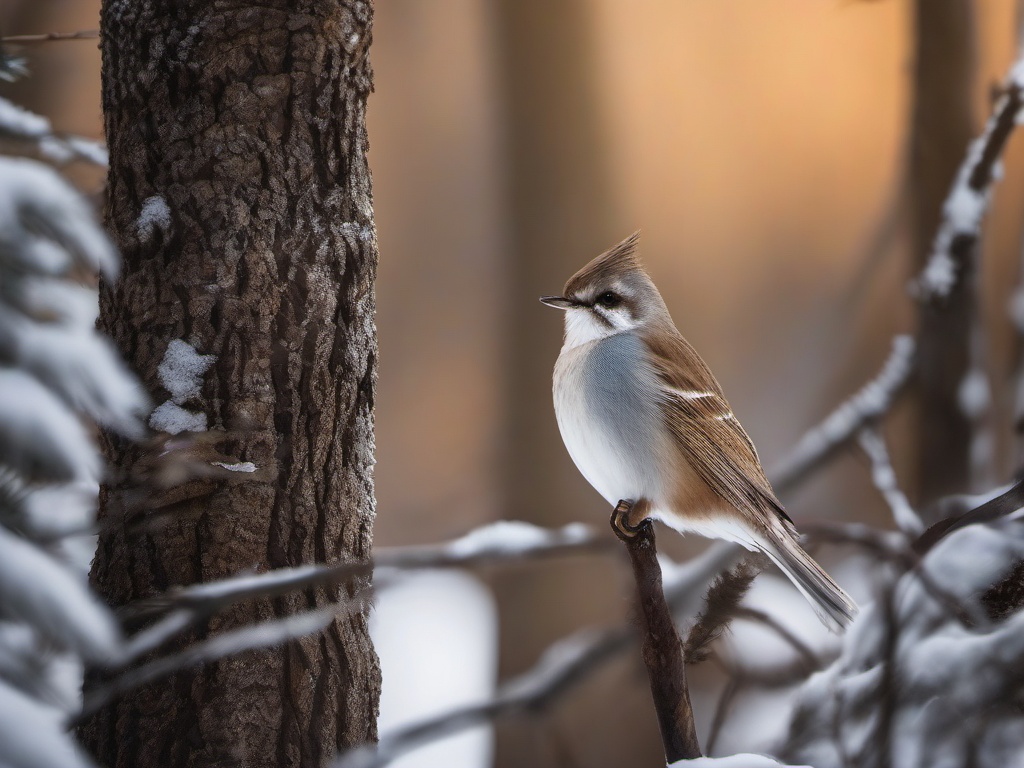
(610, 499), (651, 541)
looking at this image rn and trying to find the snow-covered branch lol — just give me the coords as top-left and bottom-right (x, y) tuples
(0, 151), (142, 767)
(126, 521), (607, 623)
(916, 61), (1024, 301)
(857, 426), (924, 536)
(771, 336), (915, 493)
(78, 588), (373, 725)
(0, 97), (107, 166)
(780, 521), (1024, 768)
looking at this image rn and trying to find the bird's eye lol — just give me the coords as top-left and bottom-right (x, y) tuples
(596, 291), (620, 309)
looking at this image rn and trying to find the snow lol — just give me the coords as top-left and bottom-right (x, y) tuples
(0, 680), (94, 768)
(0, 303), (149, 437)
(0, 369), (99, 483)
(958, 367), (991, 418)
(0, 157), (117, 278)
(0, 96), (49, 139)
(212, 461), (257, 473)
(149, 401), (207, 435)
(672, 755), (809, 768)
(447, 520), (591, 558)
(136, 195), (171, 241)
(783, 520), (1024, 767)
(149, 339), (215, 433)
(943, 184), (985, 233)
(0, 526), (120, 664)
(157, 339), (215, 404)
(371, 571), (497, 768)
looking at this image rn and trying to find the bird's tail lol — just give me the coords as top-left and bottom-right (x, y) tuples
(759, 526), (858, 632)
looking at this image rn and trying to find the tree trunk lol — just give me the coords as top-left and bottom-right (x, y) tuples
(910, 0), (977, 504)
(81, 2), (380, 766)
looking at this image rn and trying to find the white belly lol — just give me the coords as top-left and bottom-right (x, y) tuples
(553, 333), (668, 507)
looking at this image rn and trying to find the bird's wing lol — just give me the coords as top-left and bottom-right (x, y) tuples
(642, 329), (792, 527)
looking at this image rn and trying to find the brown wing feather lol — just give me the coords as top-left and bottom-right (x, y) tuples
(643, 328), (793, 528)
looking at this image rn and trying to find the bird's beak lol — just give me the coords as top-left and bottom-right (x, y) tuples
(540, 296), (577, 310)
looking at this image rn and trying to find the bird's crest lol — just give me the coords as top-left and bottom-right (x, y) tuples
(564, 231), (643, 297)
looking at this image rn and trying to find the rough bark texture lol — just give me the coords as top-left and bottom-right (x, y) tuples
(910, 0), (976, 504)
(81, 2), (380, 766)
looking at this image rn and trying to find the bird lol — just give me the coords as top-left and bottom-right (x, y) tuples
(540, 232), (857, 631)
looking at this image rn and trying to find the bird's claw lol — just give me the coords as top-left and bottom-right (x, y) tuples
(610, 499), (650, 540)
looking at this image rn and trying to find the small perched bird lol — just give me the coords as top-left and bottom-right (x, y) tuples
(541, 232), (857, 630)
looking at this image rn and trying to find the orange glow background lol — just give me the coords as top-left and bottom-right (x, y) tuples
(5, 1), (1024, 765)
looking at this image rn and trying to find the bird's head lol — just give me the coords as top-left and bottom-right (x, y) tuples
(540, 231), (669, 348)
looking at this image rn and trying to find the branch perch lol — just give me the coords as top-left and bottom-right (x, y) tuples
(612, 502), (702, 762)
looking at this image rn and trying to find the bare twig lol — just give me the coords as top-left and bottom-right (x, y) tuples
(913, 478), (1024, 555)
(613, 512), (701, 762)
(0, 30), (99, 43)
(771, 336), (915, 494)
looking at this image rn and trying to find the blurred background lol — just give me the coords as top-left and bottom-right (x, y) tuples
(4, 1), (1024, 766)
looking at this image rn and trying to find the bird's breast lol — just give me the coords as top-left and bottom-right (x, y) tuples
(553, 333), (668, 505)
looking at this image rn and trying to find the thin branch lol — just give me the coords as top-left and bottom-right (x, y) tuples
(76, 589), (371, 726)
(771, 336), (915, 494)
(913, 478), (1024, 555)
(332, 539), (738, 768)
(857, 427), (924, 535)
(0, 30), (99, 43)
(125, 521), (607, 621)
(615, 517), (701, 761)
(333, 625), (632, 768)
(706, 675), (742, 756)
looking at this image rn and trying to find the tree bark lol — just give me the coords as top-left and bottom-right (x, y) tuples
(81, 2), (380, 766)
(910, 0), (977, 504)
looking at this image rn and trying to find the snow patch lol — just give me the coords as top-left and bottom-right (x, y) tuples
(149, 401), (207, 435)
(212, 461), (257, 473)
(447, 521), (590, 558)
(157, 339), (215, 404)
(137, 195), (171, 241)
